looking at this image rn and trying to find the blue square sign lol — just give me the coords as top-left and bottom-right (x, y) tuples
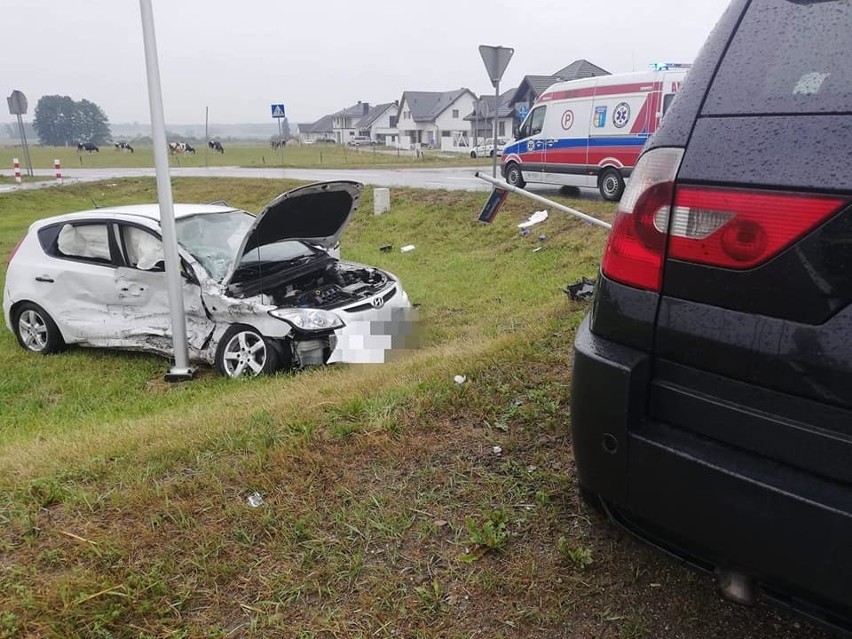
(271, 104), (286, 119)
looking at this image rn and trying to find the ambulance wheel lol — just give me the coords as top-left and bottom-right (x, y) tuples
(470, 150), (477, 159)
(505, 163), (525, 188)
(599, 168), (625, 201)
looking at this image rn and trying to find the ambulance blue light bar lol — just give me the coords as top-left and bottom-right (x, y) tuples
(649, 62), (692, 71)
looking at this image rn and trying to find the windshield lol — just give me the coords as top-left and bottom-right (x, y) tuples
(176, 209), (319, 281)
(176, 210), (253, 280)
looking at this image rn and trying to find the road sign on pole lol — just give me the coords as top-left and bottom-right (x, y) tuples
(478, 45), (514, 178)
(271, 104), (286, 118)
(7, 90), (33, 177)
(478, 45), (514, 88)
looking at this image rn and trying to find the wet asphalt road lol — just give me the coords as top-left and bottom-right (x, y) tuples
(0, 165), (598, 200)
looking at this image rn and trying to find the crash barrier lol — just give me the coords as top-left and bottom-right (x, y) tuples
(374, 188), (390, 215)
(55, 159), (62, 185)
(13, 158), (21, 184)
(474, 171), (612, 231)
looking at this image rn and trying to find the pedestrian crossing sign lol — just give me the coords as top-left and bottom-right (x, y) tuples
(271, 104), (286, 119)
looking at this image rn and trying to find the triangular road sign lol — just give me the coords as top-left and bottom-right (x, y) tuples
(479, 45), (514, 87)
(271, 104), (286, 118)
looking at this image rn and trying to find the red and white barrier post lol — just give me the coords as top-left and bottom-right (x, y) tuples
(13, 158), (21, 184)
(54, 159), (62, 185)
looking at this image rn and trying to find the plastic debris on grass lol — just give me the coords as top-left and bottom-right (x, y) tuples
(518, 210), (548, 228)
(246, 492), (264, 508)
(400, 244), (416, 253)
(454, 374), (467, 385)
(564, 277), (596, 301)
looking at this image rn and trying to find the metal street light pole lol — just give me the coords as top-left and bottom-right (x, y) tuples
(139, 0), (194, 381)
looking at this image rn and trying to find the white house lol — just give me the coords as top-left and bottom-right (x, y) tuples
(355, 102), (399, 145)
(396, 88), (477, 152)
(331, 101), (373, 144)
(298, 115), (334, 143)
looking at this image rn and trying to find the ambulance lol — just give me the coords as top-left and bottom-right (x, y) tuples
(501, 64), (689, 201)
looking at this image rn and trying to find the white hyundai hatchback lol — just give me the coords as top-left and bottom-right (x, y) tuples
(3, 181), (415, 378)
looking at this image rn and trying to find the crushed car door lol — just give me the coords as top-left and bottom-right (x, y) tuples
(111, 224), (214, 352)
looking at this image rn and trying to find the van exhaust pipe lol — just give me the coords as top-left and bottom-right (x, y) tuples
(716, 569), (756, 606)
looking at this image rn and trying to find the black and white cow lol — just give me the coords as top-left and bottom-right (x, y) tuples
(77, 142), (99, 153)
(169, 142), (196, 155)
(208, 140), (224, 154)
(271, 138), (287, 149)
(114, 141), (134, 153)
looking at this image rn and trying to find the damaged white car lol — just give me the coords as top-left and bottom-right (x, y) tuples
(3, 181), (414, 378)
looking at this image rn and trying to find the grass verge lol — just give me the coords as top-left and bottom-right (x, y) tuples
(0, 180), (827, 638)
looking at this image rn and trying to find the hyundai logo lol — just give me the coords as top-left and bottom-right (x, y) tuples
(371, 296), (385, 309)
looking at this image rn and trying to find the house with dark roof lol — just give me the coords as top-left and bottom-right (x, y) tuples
(298, 115), (334, 143)
(396, 88), (477, 151)
(330, 101), (374, 144)
(355, 102), (399, 145)
(465, 88), (517, 144)
(510, 59), (610, 111)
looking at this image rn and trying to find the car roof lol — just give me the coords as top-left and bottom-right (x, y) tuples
(35, 203), (243, 226)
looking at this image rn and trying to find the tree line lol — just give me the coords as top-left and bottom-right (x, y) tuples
(32, 95), (111, 146)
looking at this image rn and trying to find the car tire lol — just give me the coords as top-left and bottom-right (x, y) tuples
(599, 168), (625, 201)
(215, 324), (279, 379)
(489, 149), (495, 158)
(505, 163), (526, 189)
(13, 302), (65, 354)
(470, 151), (477, 159)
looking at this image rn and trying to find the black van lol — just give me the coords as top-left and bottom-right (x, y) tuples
(570, 0), (852, 630)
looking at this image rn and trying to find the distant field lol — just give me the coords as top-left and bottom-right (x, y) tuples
(0, 143), (489, 174)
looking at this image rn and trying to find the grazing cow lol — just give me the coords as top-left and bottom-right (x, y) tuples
(208, 140), (224, 154)
(271, 138), (287, 149)
(184, 144), (196, 154)
(114, 141), (134, 153)
(168, 142), (185, 154)
(77, 142), (99, 153)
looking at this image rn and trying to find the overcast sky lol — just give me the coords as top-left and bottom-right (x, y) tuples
(3, 0), (731, 125)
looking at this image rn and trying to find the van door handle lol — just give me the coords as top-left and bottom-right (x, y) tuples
(35, 276), (54, 283)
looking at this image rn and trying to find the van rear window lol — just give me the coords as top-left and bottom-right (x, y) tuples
(703, 0), (851, 115)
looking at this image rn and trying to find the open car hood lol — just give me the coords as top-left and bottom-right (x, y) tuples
(222, 180), (362, 285)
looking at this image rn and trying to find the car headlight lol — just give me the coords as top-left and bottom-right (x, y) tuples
(269, 308), (345, 331)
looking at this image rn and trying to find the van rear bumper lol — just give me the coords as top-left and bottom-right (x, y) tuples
(571, 315), (852, 629)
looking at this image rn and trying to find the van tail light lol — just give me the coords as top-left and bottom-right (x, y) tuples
(665, 187), (847, 269)
(601, 147), (684, 291)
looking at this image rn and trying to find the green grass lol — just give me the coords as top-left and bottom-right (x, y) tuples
(0, 143), (489, 174)
(0, 180), (825, 638)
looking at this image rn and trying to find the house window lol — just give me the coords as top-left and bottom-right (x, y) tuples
(498, 121), (506, 137)
(441, 130), (451, 137)
(452, 109), (459, 119)
(404, 111), (410, 120)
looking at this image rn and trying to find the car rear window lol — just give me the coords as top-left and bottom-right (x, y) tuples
(703, 0), (851, 115)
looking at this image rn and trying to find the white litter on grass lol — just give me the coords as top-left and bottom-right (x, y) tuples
(246, 492), (264, 508)
(492, 445), (503, 455)
(518, 210), (548, 228)
(454, 375), (467, 385)
(400, 244), (416, 253)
